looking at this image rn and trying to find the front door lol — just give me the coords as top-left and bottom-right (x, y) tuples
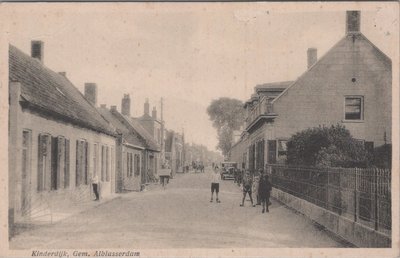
(267, 140), (277, 164)
(21, 130), (31, 216)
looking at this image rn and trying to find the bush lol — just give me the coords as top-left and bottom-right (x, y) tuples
(373, 144), (391, 169)
(287, 124), (368, 167)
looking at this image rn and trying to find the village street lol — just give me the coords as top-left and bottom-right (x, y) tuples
(10, 167), (349, 250)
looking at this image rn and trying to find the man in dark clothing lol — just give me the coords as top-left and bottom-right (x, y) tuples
(258, 172), (272, 213)
(240, 170), (255, 207)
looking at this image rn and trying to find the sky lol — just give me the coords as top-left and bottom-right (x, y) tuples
(2, 3), (398, 152)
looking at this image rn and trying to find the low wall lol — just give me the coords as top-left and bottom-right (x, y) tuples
(271, 188), (391, 248)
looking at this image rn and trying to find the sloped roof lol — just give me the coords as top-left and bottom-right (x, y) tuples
(122, 115), (161, 152)
(98, 107), (145, 148)
(272, 33), (391, 104)
(9, 45), (115, 136)
(255, 81), (294, 92)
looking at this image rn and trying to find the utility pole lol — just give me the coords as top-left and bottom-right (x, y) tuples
(160, 97), (165, 165)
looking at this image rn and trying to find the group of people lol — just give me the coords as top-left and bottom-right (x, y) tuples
(210, 167), (273, 213)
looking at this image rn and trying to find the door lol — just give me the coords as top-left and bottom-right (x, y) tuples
(267, 140), (277, 164)
(21, 130), (31, 216)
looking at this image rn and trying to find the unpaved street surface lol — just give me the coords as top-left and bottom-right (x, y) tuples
(10, 168), (347, 249)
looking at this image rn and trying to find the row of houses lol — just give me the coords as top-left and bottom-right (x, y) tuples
(229, 11), (392, 171)
(8, 41), (185, 227)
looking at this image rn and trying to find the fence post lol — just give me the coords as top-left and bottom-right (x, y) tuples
(326, 168), (329, 210)
(374, 168), (378, 231)
(354, 168), (357, 222)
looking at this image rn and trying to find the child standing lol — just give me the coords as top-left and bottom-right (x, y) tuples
(210, 168), (221, 203)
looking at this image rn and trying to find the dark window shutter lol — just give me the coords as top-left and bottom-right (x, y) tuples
(65, 139), (70, 188)
(268, 140), (277, 164)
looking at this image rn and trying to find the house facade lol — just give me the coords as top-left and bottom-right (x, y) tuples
(164, 130), (184, 176)
(9, 43), (118, 226)
(138, 99), (164, 177)
(230, 11), (392, 170)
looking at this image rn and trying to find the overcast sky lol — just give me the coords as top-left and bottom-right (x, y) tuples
(2, 3), (398, 152)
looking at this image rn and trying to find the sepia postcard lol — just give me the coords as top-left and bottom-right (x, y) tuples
(0, 2), (399, 257)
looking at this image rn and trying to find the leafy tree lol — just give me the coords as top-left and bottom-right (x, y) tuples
(287, 124), (369, 168)
(207, 98), (245, 156)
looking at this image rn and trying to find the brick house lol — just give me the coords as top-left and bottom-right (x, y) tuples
(9, 42), (118, 228)
(98, 95), (160, 191)
(230, 11), (391, 170)
(138, 99), (164, 177)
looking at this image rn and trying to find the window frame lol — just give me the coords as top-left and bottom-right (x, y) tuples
(344, 95), (364, 122)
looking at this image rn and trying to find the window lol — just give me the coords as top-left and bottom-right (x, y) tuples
(106, 146), (110, 182)
(51, 136), (68, 190)
(64, 139), (70, 188)
(38, 134), (51, 191)
(127, 152), (133, 177)
(101, 146), (106, 181)
(93, 143), (98, 178)
(345, 96), (363, 120)
(76, 139), (88, 187)
(134, 154), (141, 176)
(278, 140), (288, 157)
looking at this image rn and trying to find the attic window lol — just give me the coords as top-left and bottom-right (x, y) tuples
(56, 87), (65, 96)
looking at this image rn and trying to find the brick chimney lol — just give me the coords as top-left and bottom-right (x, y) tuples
(144, 98), (150, 116)
(152, 106), (157, 119)
(110, 105), (117, 111)
(346, 10), (361, 35)
(121, 94), (131, 116)
(307, 48), (317, 69)
(84, 83), (97, 106)
(31, 40), (44, 62)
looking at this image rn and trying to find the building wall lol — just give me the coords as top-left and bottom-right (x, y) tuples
(272, 36), (391, 147)
(121, 145), (143, 191)
(9, 86), (117, 222)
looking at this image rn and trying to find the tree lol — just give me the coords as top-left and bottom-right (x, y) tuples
(287, 124), (369, 168)
(207, 98), (245, 156)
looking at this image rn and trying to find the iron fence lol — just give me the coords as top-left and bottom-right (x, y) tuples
(267, 164), (391, 233)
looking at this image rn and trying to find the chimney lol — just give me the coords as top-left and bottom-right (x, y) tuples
(31, 40), (44, 62)
(84, 83), (97, 106)
(58, 72), (66, 77)
(121, 94), (131, 116)
(110, 105), (117, 111)
(346, 10), (361, 34)
(152, 106), (157, 119)
(144, 98), (150, 116)
(307, 48), (317, 69)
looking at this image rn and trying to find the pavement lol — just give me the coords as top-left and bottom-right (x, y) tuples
(10, 168), (348, 249)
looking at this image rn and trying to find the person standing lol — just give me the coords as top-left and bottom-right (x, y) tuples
(240, 170), (255, 207)
(92, 173), (100, 201)
(210, 168), (221, 203)
(254, 169), (262, 205)
(258, 172), (272, 213)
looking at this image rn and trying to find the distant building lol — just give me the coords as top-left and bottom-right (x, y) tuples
(230, 11), (391, 170)
(138, 99), (163, 176)
(164, 130), (184, 176)
(98, 98), (159, 191)
(9, 42), (118, 228)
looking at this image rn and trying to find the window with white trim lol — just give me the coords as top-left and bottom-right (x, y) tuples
(345, 96), (364, 120)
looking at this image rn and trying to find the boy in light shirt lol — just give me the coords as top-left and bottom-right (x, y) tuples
(210, 168), (221, 203)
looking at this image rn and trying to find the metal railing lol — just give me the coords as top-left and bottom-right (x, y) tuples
(267, 164), (391, 233)
(246, 97), (274, 128)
